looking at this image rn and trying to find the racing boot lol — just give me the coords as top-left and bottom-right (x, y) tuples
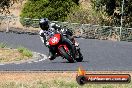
(48, 52), (56, 60)
(75, 41), (79, 47)
(48, 56), (55, 60)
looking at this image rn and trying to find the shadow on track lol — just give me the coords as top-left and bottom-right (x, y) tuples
(51, 60), (89, 64)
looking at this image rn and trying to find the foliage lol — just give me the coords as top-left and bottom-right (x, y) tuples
(20, 18), (33, 27)
(72, 0), (79, 5)
(0, 0), (19, 15)
(18, 47), (33, 57)
(0, 79), (132, 88)
(91, 0), (116, 15)
(91, 0), (132, 27)
(20, 0), (77, 21)
(66, 4), (106, 25)
(0, 43), (7, 48)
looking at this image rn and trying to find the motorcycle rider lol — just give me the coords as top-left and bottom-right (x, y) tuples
(39, 18), (79, 60)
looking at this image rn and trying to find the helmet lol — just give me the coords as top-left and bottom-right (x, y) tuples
(39, 18), (49, 30)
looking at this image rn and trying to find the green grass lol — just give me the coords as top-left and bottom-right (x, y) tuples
(0, 79), (132, 88)
(0, 43), (7, 48)
(0, 45), (33, 63)
(0, 82), (29, 88)
(0, 43), (33, 58)
(18, 47), (33, 57)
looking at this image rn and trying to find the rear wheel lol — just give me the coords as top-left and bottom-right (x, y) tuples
(59, 46), (75, 63)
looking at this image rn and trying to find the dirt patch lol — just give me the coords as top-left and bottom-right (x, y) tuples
(79, 0), (92, 10)
(0, 72), (76, 83)
(0, 71), (131, 88)
(0, 48), (32, 63)
(0, 71), (131, 82)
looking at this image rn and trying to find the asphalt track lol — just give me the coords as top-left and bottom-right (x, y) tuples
(0, 32), (132, 71)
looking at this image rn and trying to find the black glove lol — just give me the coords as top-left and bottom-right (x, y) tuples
(66, 29), (73, 36)
(40, 33), (45, 37)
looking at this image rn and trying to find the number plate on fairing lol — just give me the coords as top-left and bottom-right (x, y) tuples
(49, 34), (61, 45)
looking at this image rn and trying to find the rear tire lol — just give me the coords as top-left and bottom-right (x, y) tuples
(59, 46), (75, 63)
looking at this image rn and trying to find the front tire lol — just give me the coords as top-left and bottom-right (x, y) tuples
(59, 46), (75, 63)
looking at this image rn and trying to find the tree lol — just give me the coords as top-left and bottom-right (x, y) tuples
(91, 0), (132, 27)
(72, 0), (79, 5)
(20, 0), (77, 21)
(0, 0), (22, 15)
(91, 0), (115, 16)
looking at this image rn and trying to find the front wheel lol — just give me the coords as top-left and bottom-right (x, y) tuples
(59, 46), (75, 63)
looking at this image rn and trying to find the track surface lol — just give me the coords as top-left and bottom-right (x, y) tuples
(0, 32), (132, 71)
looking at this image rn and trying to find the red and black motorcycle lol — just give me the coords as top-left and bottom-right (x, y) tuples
(48, 32), (83, 63)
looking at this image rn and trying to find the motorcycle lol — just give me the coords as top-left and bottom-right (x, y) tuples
(48, 32), (83, 63)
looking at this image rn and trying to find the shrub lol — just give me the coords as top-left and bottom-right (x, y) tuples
(20, 18), (32, 27)
(20, 0), (77, 22)
(66, 6), (106, 25)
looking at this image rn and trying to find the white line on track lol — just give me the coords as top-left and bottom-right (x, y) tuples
(27, 61), (32, 63)
(15, 63), (21, 64)
(0, 64), (5, 65)
(33, 61), (39, 62)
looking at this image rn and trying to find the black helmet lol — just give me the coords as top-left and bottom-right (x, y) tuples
(39, 18), (49, 30)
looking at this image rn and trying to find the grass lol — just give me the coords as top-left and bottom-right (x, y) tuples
(0, 43), (33, 63)
(0, 48), (30, 63)
(0, 43), (7, 48)
(0, 80), (130, 88)
(17, 46), (33, 58)
(0, 72), (131, 88)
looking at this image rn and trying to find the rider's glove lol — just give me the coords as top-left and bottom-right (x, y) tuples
(46, 41), (49, 46)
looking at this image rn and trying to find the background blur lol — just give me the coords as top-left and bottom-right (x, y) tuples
(0, 0), (132, 41)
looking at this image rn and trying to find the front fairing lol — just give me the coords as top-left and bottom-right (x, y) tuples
(48, 33), (61, 46)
